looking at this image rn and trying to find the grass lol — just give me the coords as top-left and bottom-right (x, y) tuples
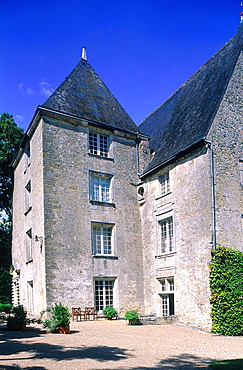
(209, 359), (243, 369)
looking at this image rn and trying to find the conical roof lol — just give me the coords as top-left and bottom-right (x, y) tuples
(42, 58), (139, 134)
(139, 21), (243, 175)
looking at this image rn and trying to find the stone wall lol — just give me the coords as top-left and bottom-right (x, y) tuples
(139, 146), (213, 330)
(41, 115), (144, 313)
(208, 49), (243, 251)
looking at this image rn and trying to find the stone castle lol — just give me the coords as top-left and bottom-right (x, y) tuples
(11, 21), (243, 330)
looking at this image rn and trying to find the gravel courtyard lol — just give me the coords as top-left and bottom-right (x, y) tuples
(0, 320), (242, 370)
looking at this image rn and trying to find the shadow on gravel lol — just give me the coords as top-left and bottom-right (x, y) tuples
(0, 325), (132, 365)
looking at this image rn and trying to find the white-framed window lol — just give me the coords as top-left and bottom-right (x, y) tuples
(94, 280), (114, 311)
(90, 173), (112, 203)
(159, 277), (175, 317)
(92, 223), (114, 255)
(159, 171), (170, 196)
(159, 216), (174, 254)
(89, 132), (109, 157)
(26, 228), (33, 262)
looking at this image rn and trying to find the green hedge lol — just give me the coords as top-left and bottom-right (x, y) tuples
(210, 246), (243, 336)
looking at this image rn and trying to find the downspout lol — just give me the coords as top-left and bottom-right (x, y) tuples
(136, 138), (140, 175)
(205, 140), (216, 250)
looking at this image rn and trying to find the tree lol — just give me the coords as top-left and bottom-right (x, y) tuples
(0, 113), (24, 303)
(0, 113), (24, 217)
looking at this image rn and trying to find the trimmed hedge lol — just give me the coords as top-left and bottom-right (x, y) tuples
(210, 246), (243, 336)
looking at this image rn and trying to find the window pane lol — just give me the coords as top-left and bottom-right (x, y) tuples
(162, 295), (169, 316)
(103, 227), (112, 254)
(160, 216), (174, 253)
(89, 132), (98, 155)
(99, 134), (108, 157)
(92, 225), (113, 255)
(95, 280), (114, 311)
(93, 226), (102, 254)
(90, 175), (110, 203)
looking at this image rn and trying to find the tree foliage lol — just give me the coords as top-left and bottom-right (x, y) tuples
(0, 113), (24, 303)
(0, 113), (24, 217)
(210, 245), (243, 336)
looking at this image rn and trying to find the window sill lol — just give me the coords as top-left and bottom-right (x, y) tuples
(155, 192), (172, 200)
(90, 200), (116, 208)
(88, 153), (114, 161)
(92, 255), (118, 260)
(155, 252), (176, 258)
(24, 206), (32, 216)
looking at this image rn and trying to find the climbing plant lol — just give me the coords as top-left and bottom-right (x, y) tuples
(210, 245), (243, 336)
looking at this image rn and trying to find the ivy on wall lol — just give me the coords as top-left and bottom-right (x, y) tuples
(210, 245), (243, 336)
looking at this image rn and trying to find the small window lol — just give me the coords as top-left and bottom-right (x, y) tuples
(27, 281), (34, 313)
(26, 228), (33, 262)
(90, 173), (111, 203)
(92, 223), (113, 255)
(159, 171), (170, 196)
(89, 132), (109, 157)
(24, 180), (32, 215)
(159, 216), (174, 254)
(94, 280), (114, 311)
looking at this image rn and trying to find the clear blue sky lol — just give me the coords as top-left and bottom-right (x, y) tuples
(1, 0), (241, 131)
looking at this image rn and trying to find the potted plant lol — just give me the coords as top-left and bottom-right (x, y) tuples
(125, 310), (140, 325)
(103, 306), (118, 320)
(7, 305), (27, 331)
(43, 303), (71, 333)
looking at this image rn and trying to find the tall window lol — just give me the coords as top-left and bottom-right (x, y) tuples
(95, 280), (114, 311)
(89, 132), (109, 157)
(160, 171), (170, 196)
(26, 228), (33, 262)
(160, 277), (174, 316)
(90, 174), (111, 203)
(160, 216), (174, 253)
(92, 224), (113, 255)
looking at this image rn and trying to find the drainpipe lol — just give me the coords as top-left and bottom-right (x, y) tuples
(136, 138), (140, 175)
(205, 140), (216, 250)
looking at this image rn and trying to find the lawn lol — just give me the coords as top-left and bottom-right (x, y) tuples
(209, 359), (243, 369)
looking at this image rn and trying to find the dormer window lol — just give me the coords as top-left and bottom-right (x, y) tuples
(89, 132), (109, 157)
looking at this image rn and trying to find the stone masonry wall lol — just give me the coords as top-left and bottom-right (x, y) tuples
(208, 49), (243, 251)
(12, 121), (46, 315)
(139, 147), (213, 330)
(42, 116), (144, 313)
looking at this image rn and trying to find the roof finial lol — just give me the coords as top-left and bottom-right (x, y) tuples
(82, 46), (87, 61)
(241, 2), (243, 21)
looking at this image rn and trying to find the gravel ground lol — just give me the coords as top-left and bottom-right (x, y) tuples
(0, 320), (242, 370)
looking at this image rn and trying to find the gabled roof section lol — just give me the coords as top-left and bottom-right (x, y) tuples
(139, 22), (243, 176)
(42, 58), (140, 134)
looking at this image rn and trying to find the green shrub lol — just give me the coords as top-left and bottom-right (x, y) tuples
(0, 303), (12, 313)
(125, 310), (140, 325)
(210, 246), (243, 336)
(103, 306), (118, 319)
(7, 305), (27, 331)
(43, 303), (71, 332)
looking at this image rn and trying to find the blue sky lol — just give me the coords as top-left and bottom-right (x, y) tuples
(1, 0), (241, 131)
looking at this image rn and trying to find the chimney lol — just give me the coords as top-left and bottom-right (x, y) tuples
(82, 46), (87, 61)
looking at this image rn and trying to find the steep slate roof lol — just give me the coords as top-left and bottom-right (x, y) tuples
(139, 21), (243, 176)
(42, 58), (140, 134)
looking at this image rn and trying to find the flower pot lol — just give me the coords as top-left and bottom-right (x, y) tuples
(52, 325), (70, 334)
